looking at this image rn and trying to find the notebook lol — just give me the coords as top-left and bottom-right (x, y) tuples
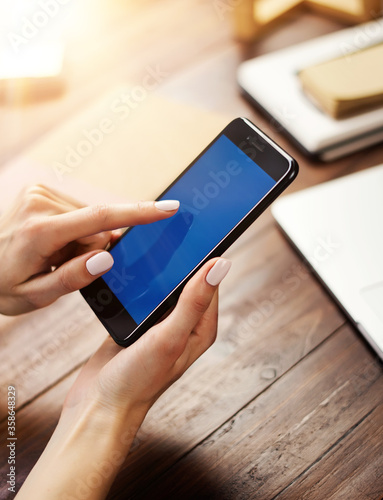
(237, 19), (383, 161)
(272, 165), (383, 360)
(298, 43), (383, 118)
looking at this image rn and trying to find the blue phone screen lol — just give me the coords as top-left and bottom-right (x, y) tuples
(102, 134), (276, 324)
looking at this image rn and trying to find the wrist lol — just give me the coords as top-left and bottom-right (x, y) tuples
(56, 397), (147, 456)
(17, 399), (147, 500)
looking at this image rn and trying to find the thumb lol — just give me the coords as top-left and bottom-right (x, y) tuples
(23, 251), (114, 307)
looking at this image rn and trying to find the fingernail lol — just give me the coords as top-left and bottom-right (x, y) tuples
(206, 259), (232, 286)
(155, 200), (180, 211)
(86, 252), (114, 276)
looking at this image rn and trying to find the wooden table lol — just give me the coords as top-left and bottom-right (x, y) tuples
(1, 1), (382, 498)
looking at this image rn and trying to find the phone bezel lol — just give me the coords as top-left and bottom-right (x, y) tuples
(80, 117), (298, 346)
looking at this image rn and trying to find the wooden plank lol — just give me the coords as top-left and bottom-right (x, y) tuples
(100, 236), (345, 496)
(1, 75), (376, 419)
(1, 3), (380, 423)
(0, 293), (106, 420)
(0, 176), (342, 418)
(0, 225), (344, 497)
(276, 403), (383, 499)
(132, 325), (383, 499)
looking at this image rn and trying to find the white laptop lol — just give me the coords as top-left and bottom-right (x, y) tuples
(272, 165), (383, 360)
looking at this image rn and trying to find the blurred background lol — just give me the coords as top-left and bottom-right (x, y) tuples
(2, 0), (381, 169)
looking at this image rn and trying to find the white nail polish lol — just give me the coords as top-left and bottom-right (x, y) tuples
(86, 252), (114, 276)
(206, 259), (232, 286)
(155, 200), (180, 211)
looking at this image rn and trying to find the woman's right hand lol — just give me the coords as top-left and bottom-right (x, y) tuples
(0, 184), (179, 315)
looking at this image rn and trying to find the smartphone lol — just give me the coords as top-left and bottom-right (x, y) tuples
(81, 118), (298, 346)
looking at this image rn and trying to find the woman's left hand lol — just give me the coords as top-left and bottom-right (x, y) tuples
(16, 258), (230, 500)
(62, 258), (230, 424)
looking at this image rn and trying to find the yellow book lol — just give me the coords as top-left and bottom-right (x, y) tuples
(299, 43), (383, 119)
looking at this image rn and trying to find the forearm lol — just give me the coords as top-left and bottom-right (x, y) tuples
(16, 403), (145, 500)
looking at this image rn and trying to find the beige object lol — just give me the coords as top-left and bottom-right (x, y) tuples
(0, 87), (229, 209)
(233, 0), (382, 41)
(299, 43), (383, 118)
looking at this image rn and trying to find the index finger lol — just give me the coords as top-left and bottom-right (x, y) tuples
(44, 200), (179, 251)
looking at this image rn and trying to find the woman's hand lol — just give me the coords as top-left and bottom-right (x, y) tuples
(16, 258), (231, 500)
(63, 258), (231, 420)
(0, 184), (179, 315)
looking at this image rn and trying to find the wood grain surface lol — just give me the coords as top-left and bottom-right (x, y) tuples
(0, 1), (382, 499)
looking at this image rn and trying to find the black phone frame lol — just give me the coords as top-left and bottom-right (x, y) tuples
(80, 117), (298, 346)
